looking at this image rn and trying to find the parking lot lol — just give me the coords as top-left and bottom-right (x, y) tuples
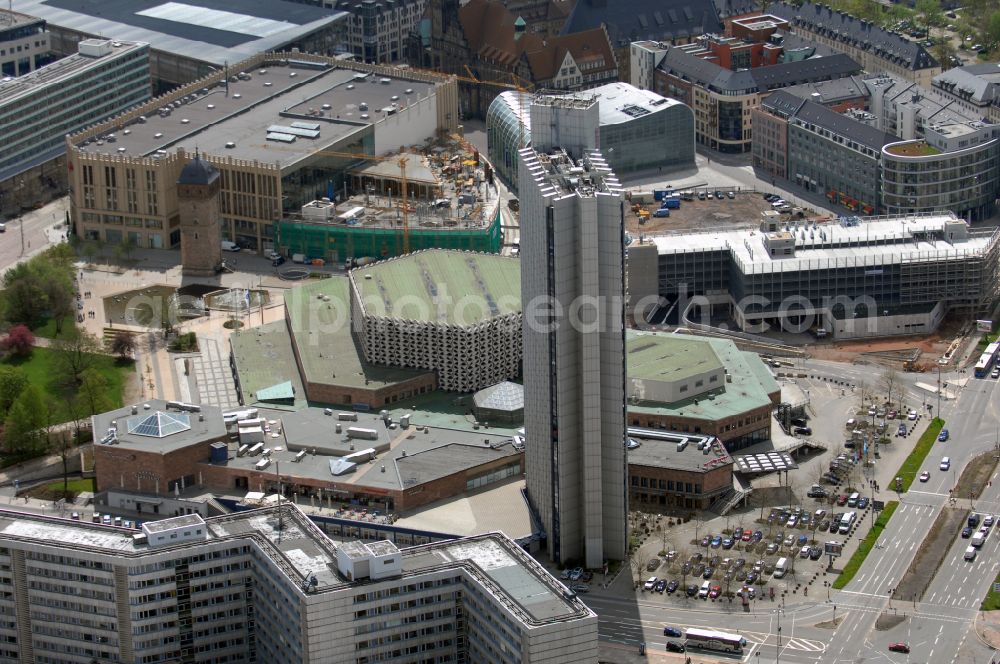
(640, 490), (873, 605)
(625, 188), (818, 235)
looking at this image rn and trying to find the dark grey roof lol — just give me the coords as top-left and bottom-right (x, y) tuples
(768, 1), (937, 71)
(12, 0), (348, 66)
(178, 154), (219, 186)
(765, 89), (896, 151)
(932, 64), (1000, 106)
(781, 75), (868, 105)
(761, 89), (805, 117)
(562, 0), (722, 46)
(660, 48), (860, 94)
(712, 0), (758, 18)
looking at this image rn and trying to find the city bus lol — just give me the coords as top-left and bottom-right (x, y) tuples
(975, 342), (1000, 377)
(685, 628), (747, 654)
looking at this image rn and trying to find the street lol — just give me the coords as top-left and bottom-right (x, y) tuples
(589, 360), (1000, 663)
(0, 197), (69, 272)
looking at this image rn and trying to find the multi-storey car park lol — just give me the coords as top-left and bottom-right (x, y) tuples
(0, 505), (597, 663)
(350, 249), (522, 393)
(67, 52), (458, 254)
(627, 212), (1000, 340)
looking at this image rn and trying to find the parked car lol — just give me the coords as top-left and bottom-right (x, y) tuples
(836, 494), (849, 506)
(666, 580), (679, 594)
(709, 585), (722, 599)
(766, 543), (779, 554)
(809, 547), (823, 560)
(654, 579), (667, 593)
(808, 485), (828, 498)
(799, 545), (811, 558)
(647, 558), (661, 572)
(570, 583), (590, 593)
(569, 567), (584, 581)
(711, 536), (722, 548)
(722, 538), (734, 549)
(794, 426), (813, 436)
(703, 567), (714, 580)
(666, 641), (686, 653)
(644, 576), (658, 590)
(908, 410), (918, 420)
(686, 584), (699, 596)
(742, 530), (752, 542)
(701, 536), (711, 547)
(727, 191), (736, 199)
(858, 497), (870, 509)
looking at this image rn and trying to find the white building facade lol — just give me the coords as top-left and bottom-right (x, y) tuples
(0, 506), (598, 663)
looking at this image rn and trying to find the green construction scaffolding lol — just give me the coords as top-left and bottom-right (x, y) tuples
(275, 208), (503, 265)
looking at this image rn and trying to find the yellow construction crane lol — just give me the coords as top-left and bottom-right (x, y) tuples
(259, 146), (412, 253)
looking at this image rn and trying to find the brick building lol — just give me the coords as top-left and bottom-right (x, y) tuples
(626, 428), (734, 511)
(92, 400), (524, 514)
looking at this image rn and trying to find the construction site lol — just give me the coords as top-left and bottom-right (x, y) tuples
(274, 137), (502, 265)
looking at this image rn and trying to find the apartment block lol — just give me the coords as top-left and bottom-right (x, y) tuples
(0, 10), (50, 77)
(0, 506), (597, 663)
(332, 0), (427, 63)
(0, 38), (149, 215)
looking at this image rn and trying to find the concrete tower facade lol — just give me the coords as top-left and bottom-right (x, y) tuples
(519, 95), (628, 568)
(177, 152), (222, 276)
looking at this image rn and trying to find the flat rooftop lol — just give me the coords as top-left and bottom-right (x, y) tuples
(626, 332), (780, 421)
(352, 250), (521, 325)
(647, 213), (995, 272)
(402, 534), (591, 625)
(92, 400), (227, 454)
(0, 505), (581, 624)
(229, 320), (307, 410)
(0, 40), (146, 106)
(213, 408), (522, 493)
(626, 427), (734, 472)
(284, 276), (433, 392)
(73, 64), (436, 170)
(11, 0), (347, 67)
(563, 81), (688, 126)
(627, 334), (723, 382)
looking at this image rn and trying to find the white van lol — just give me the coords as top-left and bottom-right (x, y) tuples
(847, 492), (860, 507)
(839, 512), (856, 534)
(221, 240), (240, 252)
(699, 580), (711, 598)
(965, 546), (977, 561)
(773, 557), (789, 578)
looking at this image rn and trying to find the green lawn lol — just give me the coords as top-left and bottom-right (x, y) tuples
(30, 315), (79, 340)
(43, 478), (95, 495)
(895, 418), (944, 493)
(832, 501), (899, 590)
(2, 347), (132, 423)
(982, 571), (1000, 610)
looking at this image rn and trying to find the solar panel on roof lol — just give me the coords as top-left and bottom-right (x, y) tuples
(266, 132), (297, 143)
(683, 6), (694, 20)
(290, 121), (321, 131)
(667, 9), (678, 22)
(637, 14), (648, 28)
(654, 11), (664, 25)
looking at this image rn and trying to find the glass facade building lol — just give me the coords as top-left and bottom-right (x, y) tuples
(882, 138), (1000, 221)
(487, 84), (695, 192)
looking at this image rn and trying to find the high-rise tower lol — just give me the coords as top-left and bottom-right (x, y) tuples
(519, 94), (627, 568)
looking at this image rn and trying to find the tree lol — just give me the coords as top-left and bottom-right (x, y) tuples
(81, 240), (98, 265)
(76, 368), (114, 417)
(4, 384), (48, 456)
(629, 547), (650, 588)
(934, 39), (958, 70)
(0, 366), (27, 416)
(108, 331), (136, 361)
(988, 11), (1000, 48)
(1, 324), (34, 357)
(51, 330), (101, 386)
(916, 0), (943, 27)
(881, 366), (899, 410)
